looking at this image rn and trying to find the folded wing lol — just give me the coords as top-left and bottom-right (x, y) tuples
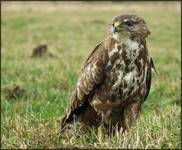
(60, 42), (109, 129)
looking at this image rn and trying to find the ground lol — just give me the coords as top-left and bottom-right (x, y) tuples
(1, 1), (181, 149)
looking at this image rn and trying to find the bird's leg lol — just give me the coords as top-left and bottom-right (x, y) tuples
(100, 111), (121, 136)
(100, 112), (107, 131)
(122, 100), (141, 133)
(97, 112), (108, 142)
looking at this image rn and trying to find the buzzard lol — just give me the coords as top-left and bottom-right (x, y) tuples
(60, 14), (156, 135)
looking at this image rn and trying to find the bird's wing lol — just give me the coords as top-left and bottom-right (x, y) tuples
(60, 37), (116, 129)
(144, 56), (156, 102)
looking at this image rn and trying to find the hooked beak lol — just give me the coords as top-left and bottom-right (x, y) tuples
(113, 27), (121, 33)
(113, 21), (122, 33)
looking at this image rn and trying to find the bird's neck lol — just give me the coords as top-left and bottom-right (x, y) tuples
(113, 35), (139, 50)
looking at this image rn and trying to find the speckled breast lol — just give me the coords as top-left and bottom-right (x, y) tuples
(91, 41), (148, 111)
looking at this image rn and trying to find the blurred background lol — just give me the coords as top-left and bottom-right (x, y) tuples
(1, 1), (181, 149)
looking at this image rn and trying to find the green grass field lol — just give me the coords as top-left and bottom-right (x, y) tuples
(1, 1), (181, 149)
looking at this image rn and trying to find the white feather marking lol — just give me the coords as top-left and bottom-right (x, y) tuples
(115, 59), (121, 65)
(141, 88), (144, 95)
(140, 45), (144, 49)
(91, 64), (96, 78)
(109, 44), (119, 57)
(106, 60), (112, 68)
(113, 32), (120, 40)
(112, 70), (123, 89)
(140, 59), (143, 67)
(87, 64), (91, 72)
(92, 99), (102, 106)
(124, 68), (137, 86)
(122, 37), (139, 52)
(77, 79), (81, 87)
(123, 19), (128, 22)
(76, 88), (82, 100)
(106, 110), (112, 116)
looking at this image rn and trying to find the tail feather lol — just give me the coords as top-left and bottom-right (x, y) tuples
(60, 90), (90, 130)
(150, 57), (158, 75)
(60, 90), (78, 130)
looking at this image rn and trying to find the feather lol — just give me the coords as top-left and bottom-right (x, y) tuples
(60, 37), (116, 130)
(150, 57), (158, 75)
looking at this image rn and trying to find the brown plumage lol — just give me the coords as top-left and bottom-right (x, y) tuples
(60, 14), (156, 135)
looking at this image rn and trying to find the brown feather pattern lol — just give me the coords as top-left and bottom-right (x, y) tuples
(60, 14), (156, 135)
(60, 38), (113, 129)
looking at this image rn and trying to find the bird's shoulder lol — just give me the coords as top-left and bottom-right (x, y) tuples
(81, 36), (118, 71)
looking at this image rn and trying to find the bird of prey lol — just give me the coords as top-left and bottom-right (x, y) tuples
(60, 14), (156, 135)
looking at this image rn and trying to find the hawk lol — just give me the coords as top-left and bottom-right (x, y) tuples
(60, 14), (156, 135)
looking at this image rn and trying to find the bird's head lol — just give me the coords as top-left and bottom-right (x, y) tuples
(111, 14), (150, 41)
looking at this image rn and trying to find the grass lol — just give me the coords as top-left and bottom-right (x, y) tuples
(1, 1), (181, 149)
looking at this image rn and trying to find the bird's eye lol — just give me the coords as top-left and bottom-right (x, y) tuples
(124, 21), (135, 27)
(125, 21), (133, 27)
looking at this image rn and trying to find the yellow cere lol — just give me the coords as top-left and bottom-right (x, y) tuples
(114, 21), (121, 28)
